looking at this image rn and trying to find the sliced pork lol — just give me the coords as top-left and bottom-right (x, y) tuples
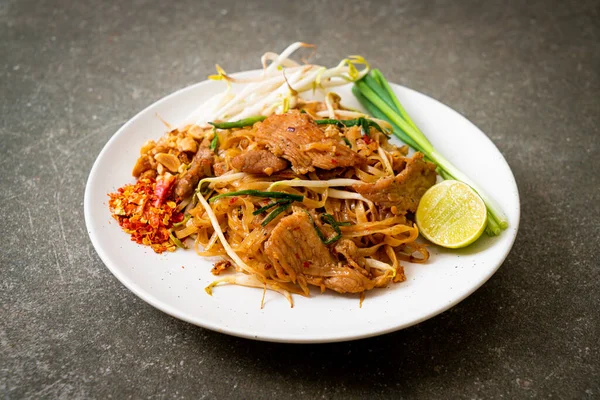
(230, 149), (288, 175)
(174, 145), (214, 199)
(353, 152), (436, 212)
(255, 112), (365, 174)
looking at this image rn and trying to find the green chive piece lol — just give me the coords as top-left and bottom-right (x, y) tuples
(208, 115), (266, 129)
(360, 117), (370, 137)
(209, 190), (303, 203)
(261, 202), (292, 227)
(210, 129), (218, 152)
(172, 214), (191, 227)
(314, 119), (343, 125)
(322, 214), (352, 227)
(169, 231), (187, 249)
(252, 199), (292, 215)
(304, 212), (347, 245)
(304, 211), (328, 243)
(314, 117), (386, 137)
(320, 213), (352, 244)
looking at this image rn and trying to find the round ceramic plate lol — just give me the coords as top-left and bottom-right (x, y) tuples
(85, 70), (520, 343)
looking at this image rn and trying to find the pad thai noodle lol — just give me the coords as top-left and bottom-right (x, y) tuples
(108, 43), (437, 306)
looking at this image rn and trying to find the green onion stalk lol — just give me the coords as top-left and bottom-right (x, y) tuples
(353, 69), (508, 236)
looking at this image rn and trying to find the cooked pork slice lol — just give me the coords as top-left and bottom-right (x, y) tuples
(304, 267), (381, 294)
(212, 162), (228, 176)
(255, 112), (365, 174)
(353, 152), (437, 211)
(264, 212), (381, 293)
(264, 212), (336, 283)
(334, 239), (365, 272)
(230, 150), (288, 175)
(322, 271), (377, 293)
(174, 145), (213, 199)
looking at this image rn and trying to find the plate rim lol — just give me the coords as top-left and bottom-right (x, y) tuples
(84, 70), (520, 343)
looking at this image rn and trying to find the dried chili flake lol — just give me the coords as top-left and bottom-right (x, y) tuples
(108, 177), (183, 254)
(154, 175), (175, 207)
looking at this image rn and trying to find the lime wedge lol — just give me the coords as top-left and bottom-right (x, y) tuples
(416, 180), (487, 248)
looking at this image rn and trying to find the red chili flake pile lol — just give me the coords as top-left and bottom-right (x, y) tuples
(108, 177), (183, 254)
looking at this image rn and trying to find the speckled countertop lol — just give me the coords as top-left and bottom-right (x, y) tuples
(1, 0), (599, 398)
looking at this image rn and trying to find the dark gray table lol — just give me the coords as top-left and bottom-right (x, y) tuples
(2, 0), (598, 398)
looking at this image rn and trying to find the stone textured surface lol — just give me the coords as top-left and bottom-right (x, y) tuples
(1, 0), (599, 398)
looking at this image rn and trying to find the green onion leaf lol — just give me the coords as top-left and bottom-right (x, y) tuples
(208, 115), (266, 129)
(314, 119), (342, 126)
(210, 129), (219, 152)
(172, 214), (191, 227)
(169, 231), (187, 249)
(252, 199), (292, 215)
(321, 214), (352, 227)
(304, 212), (348, 245)
(261, 202), (292, 226)
(209, 190), (303, 203)
(359, 117), (370, 137)
(321, 213), (352, 243)
(314, 117), (386, 136)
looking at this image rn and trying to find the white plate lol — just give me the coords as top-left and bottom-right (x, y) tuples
(85, 70), (520, 343)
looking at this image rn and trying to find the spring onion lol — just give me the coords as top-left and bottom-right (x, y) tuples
(314, 117), (387, 136)
(354, 69), (508, 236)
(172, 214), (191, 227)
(261, 202), (292, 226)
(252, 199), (293, 215)
(210, 128), (219, 151)
(305, 212), (350, 245)
(208, 115), (267, 129)
(351, 86), (422, 151)
(169, 231), (187, 249)
(209, 190), (303, 203)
